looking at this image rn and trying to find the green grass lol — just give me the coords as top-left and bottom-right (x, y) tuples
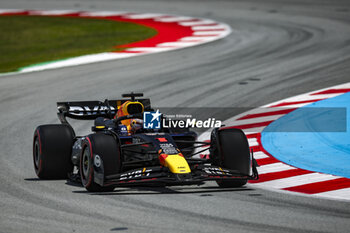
(0, 15), (157, 73)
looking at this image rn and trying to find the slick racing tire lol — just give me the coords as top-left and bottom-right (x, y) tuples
(33, 124), (74, 179)
(80, 134), (120, 192)
(210, 128), (250, 188)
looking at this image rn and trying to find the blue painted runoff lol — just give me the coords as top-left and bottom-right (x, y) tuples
(261, 92), (350, 178)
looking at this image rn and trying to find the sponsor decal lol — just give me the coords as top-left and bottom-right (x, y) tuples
(145, 133), (165, 136)
(203, 167), (232, 176)
(118, 125), (128, 134)
(120, 168), (152, 180)
(159, 143), (178, 155)
(68, 105), (116, 116)
(156, 137), (168, 142)
(94, 154), (101, 167)
(132, 137), (142, 144)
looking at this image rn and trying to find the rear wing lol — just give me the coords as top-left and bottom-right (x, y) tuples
(57, 99), (152, 122)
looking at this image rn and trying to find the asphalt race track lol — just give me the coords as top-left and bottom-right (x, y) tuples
(1, 0), (350, 232)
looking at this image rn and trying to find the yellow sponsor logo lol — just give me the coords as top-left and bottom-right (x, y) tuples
(163, 154), (191, 174)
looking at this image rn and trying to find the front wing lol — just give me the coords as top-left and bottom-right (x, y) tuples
(100, 164), (258, 187)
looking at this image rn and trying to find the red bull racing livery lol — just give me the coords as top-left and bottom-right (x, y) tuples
(32, 93), (258, 192)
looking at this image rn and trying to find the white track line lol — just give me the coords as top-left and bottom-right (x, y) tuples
(179, 20), (216, 26)
(253, 151), (270, 159)
(257, 163), (297, 175)
(313, 188), (350, 201)
(192, 25), (227, 30)
(154, 16), (195, 22)
(252, 173), (340, 189)
(21, 53), (137, 72)
(276, 94), (340, 102)
(29, 10), (77, 15)
(242, 126), (266, 134)
(79, 11), (128, 17)
(124, 13), (167, 19)
(270, 103), (316, 108)
(180, 36), (217, 42)
(157, 42), (202, 47)
(248, 138), (259, 147)
(193, 31), (229, 36)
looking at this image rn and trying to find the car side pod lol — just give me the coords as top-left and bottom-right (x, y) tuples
(158, 153), (191, 174)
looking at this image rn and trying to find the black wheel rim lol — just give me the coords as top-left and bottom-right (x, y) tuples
(82, 147), (90, 179)
(34, 139), (40, 169)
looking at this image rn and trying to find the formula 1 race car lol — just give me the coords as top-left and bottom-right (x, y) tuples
(32, 93), (258, 192)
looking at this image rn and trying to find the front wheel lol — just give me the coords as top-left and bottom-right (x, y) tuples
(80, 134), (120, 192)
(210, 128), (250, 188)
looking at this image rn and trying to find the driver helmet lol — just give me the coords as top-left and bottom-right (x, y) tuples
(115, 101), (144, 133)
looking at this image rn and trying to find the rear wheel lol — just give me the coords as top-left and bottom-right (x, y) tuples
(210, 128), (250, 188)
(33, 124), (74, 179)
(80, 133), (120, 192)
